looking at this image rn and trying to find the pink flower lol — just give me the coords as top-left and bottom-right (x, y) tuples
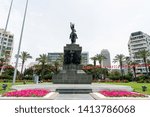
(3, 89), (50, 97)
(99, 90), (146, 97)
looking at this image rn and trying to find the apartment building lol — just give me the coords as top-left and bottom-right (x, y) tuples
(128, 31), (150, 73)
(0, 29), (14, 64)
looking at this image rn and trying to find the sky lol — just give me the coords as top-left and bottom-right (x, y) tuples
(0, 0), (150, 69)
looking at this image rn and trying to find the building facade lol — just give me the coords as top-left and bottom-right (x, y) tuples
(101, 49), (111, 68)
(0, 29), (14, 64)
(128, 31), (150, 73)
(48, 52), (89, 65)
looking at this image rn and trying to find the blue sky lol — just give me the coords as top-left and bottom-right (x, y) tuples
(0, 0), (150, 68)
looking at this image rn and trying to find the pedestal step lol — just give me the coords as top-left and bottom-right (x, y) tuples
(56, 88), (92, 94)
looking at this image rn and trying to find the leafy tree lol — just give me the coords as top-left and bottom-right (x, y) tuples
(24, 67), (33, 76)
(0, 65), (20, 81)
(53, 60), (60, 73)
(0, 50), (11, 75)
(36, 54), (48, 80)
(109, 70), (121, 80)
(136, 49), (150, 75)
(113, 54), (125, 80)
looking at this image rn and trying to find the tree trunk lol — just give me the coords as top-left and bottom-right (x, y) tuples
(120, 62), (124, 80)
(41, 63), (45, 80)
(127, 64), (130, 73)
(133, 66), (136, 81)
(148, 66), (150, 74)
(94, 60), (96, 66)
(144, 58), (148, 75)
(99, 61), (102, 68)
(20, 60), (25, 80)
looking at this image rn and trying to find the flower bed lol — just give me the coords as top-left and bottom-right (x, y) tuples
(3, 89), (50, 97)
(100, 90), (146, 97)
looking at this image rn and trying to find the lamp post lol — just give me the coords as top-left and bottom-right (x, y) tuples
(0, 0), (14, 58)
(0, 0), (13, 76)
(12, 0), (29, 85)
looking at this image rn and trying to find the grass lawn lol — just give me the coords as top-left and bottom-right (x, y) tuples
(0, 81), (34, 95)
(101, 82), (150, 95)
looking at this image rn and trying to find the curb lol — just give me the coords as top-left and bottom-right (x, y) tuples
(91, 93), (150, 100)
(0, 92), (58, 100)
(43, 92), (59, 99)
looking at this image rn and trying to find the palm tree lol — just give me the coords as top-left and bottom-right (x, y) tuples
(36, 54), (48, 80)
(19, 51), (32, 79)
(96, 54), (106, 68)
(130, 61), (138, 81)
(136, 49), (150, 75)
(113, 54), (125, 79)
(90, 56), (97, 66)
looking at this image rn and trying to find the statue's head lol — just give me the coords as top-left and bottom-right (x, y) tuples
(70, 22), (76, 32)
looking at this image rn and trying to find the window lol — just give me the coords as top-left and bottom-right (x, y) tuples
(7, 47), (11, 50)
(9, 35), (13, 38)
(8, 43), (12, 46)
(8, 39), (13, 42)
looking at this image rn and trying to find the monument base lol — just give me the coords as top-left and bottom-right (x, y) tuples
(52, 64), (92, 84)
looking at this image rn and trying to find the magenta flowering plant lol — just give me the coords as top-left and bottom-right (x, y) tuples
(3, 89), (50, 97)
(100, 90), (146, 97)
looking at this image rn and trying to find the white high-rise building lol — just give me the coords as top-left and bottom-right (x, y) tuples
(128, 31), (150, 73)
(101, 49), (111, 69)
(48, 52), (89, 65)
(0, 29), (14, 64)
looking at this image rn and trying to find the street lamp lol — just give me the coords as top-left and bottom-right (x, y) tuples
(12, 0), (29, 85)
(0, 0), (14, 58)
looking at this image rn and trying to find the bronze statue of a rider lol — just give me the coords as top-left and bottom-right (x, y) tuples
(70, 22), (78, 44)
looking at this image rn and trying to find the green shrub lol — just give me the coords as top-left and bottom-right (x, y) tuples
(43, 73), (52, 80)
(23, 75), (33, 80)
(137, 75), (150, 83)
(0, 75), (12, 80)
(108, 74), (121, 80)
(124, 74), (132, 81)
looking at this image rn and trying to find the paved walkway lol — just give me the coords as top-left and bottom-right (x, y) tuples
(11, 83), (133, 92)
(9, 83), (133, 100)
(55, 94), (94, 100)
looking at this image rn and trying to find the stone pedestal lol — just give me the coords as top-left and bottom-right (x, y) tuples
(52, 44), (92, 84)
